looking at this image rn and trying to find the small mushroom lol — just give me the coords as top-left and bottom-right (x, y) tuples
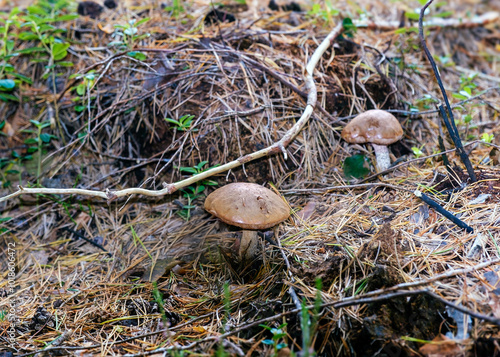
(204, 183), (290, 264)
(341, 109), (403, 172)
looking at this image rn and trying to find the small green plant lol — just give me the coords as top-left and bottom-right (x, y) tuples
(0, 217), (12, 232)
(299, 279), (323, 357)
(163, 0), (184, 18)
(23, 119), (57, 183)
(176, 161), (218, 220)
(70, 71), (96, 112)
(462, 114), (473, 125)
(413, 94), (439, 111)
(435, 55), (455, 67)
(109, 18), (150, 54)
(404, 1), (452, 22)
(452, 72), (478, 101)
(481, 132), (494, 143)
(152, 282), (169, 327)
(165, 114), (197, 132)
(260, 323), (288, 356)
(19, 0), (77, 81)
(307, 1), (339, 23)
(1, 119), (56, 187)
(0, 7), (36, 102)
(0, 7), (22, 102)
(411, 146), (424, 158)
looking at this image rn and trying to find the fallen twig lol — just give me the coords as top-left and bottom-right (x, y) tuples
(414, 190), (474, 233)
(0, 23), (345, 204)
(354, 11), (499, 31)
(419, 0), (477, 182)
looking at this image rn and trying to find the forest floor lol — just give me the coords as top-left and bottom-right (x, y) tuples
(1, 0), (500, 356)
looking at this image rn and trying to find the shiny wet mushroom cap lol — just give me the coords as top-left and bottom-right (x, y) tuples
(341, 110), (403, 145)
(341, 110), (403, 171)
(204, 182), (290, 230)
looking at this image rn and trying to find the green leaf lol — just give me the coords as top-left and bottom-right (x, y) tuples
(18, 32), (39, 40)
(394, 27), (418, 34)
(40, 133), (52, 143)
(135, 17), (150, 27)
(452, 92), (468, 100)
(24, 138), (39, 144)
(164, 118), (181, 125)
(27, 5), (49, 15)
(17, 46), (46, 54)
(195, 161), (208, 170)
(56, 61), (74, 67)
(10, 73), (33, 84)
(434, 11), (452, 18)
(127, 51), (147, 61)
(52, 42), (70, 61)
(38, 23), (55, 32)
(54, 14), (79, 22)
(76, 83), (86, 96)
(343, 154), (370, 179)
(179, 167), (198, 174)
(0, 79), (15, 91)
(54, 0), (71, 11)
(124, 27), (138, 36)
(342, 17), (356, 37)
(0, 92), (18, 101)
(1, 64), (15, 72)
(405, 11), (420, 21)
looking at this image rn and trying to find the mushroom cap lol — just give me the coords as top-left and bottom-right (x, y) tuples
(341, 110), (403, 145)
(205, 183), (290, 230)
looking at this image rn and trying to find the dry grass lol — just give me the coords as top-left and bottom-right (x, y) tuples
(1, 0), (500, 355)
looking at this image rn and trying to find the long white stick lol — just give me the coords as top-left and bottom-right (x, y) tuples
(0, 23), (344, 203)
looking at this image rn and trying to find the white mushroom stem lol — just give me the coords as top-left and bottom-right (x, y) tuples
(239, 230), (259, 264)
(372, 143), (391, 172)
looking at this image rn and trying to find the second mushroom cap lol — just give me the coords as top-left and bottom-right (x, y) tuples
(341, 109), (403, 145)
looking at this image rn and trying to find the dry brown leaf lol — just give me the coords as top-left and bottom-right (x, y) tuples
(1, 120), (14, 137)
(296, 200), (316, 221)
(419, 334), (464, 357)
(74, 212), (91, 229)
(142, 258), (181, 282)
(98, 23), (115, 34)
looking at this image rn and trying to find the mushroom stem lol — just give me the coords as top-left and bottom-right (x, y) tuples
(239, 230), (259, 264)
(372, 143), (391, 172)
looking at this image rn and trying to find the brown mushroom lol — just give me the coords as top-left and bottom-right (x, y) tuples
(341, 109), (403, 172)
(205, 182), (290, 264)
